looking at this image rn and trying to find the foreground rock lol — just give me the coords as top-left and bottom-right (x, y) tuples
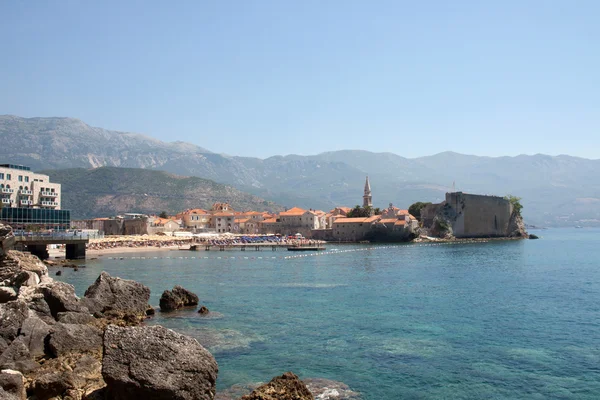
(47, 323), (103, 357)
(241, 372), (314, 400)
(102, 325), (218, 400)
(0, 369), (26, 400)
(159, 285), (199, 311)
(81, 271), (151, 322)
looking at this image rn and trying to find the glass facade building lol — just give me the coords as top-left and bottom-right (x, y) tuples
(0, 207), (70, 231)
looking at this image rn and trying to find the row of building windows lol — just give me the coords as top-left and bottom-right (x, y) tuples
(0, 208), (70, 231)
(0, 174), (44, 183)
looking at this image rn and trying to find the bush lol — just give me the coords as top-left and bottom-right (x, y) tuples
(504, 195), (523, 216)
(408, 202), (432, 220)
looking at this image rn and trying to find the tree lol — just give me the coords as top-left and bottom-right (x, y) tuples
(504, 195), (523, 216)
(346, 205), (379, 218)
(158, 211), (169, 219)
(408, 202), (432, 220)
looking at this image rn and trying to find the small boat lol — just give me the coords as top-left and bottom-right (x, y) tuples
(287, 246), (325, 252)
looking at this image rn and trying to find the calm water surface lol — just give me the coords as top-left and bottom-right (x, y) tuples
(58, 229), (600, 399)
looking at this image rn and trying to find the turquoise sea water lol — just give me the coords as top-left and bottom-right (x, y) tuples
(58, 229), (600, 399)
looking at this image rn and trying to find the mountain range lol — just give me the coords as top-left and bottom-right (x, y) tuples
(2, 115), (599, 226)
(39, 167), (282, 219)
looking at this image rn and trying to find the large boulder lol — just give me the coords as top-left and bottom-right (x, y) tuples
(30, 371), (81, 400)
(39, 281), (88, 318)
(241, 372), (314, 400)
(0, 369), (26, 400)
(0, 338), (38, 373)
(17, 316), (50, 359)
(102, 325), (218, 400)
(81, 272), (150, 319)
(47, 323), (103, 357)
(159, 285), (199, 312)
(0, 301), (29, 345)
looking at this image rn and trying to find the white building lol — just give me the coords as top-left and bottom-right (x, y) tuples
(0, 164), (61, 209)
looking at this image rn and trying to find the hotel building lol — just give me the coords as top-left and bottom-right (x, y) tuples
(0, 164), (69, 230)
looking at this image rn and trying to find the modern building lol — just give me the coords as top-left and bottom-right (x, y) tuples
(0, 164), (61, 210)
(0, 164), (69, 231)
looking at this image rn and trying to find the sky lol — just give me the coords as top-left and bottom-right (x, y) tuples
(1, 0), (599, 159)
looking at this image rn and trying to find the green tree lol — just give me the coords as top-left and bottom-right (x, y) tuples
(158, 211), (169, 219)
(346, 205), (377, 218)
(504, 195), (523, 215)
(408, 202), (432, 220)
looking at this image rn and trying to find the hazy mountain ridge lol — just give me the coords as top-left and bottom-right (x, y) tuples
(40, 167), (283, 219)
(3, 115), (600, 226)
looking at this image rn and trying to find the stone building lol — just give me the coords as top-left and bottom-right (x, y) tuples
(178, 209), (211, 231)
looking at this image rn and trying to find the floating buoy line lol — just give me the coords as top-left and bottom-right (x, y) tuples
(103, 240), (489, 261)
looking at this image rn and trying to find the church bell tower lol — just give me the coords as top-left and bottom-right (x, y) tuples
(363, 176), (372, 209)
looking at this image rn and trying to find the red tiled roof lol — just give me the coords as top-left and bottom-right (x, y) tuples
(378, 218), (398, 224)
(394, 220), (407, 226)
(333, 217), (368, 224)
(280, 207), (307, 216)
(262, 218), (279, 224)
(213, 212), (235, 217)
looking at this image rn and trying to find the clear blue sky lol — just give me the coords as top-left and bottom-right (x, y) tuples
(1, 1), (598, 159)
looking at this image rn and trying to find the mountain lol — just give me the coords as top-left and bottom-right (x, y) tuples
(41, 167), (283, 219)
(3, 115), (600, 226)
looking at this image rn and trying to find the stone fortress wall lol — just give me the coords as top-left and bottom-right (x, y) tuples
(445, 192), (513, 238)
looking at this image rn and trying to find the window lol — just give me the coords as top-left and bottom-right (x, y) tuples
(6, 174), (11, 180)
(0, 173), (3, 179)
(18, 176), (23, 182)
(25, 176), (29, 182)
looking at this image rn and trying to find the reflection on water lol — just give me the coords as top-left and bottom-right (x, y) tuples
(58, 230), (600, 399)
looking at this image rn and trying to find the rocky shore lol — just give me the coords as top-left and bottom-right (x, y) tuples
(0, 223), (359, 400)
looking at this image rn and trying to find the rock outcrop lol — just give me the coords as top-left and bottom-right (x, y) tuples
(240, 372), (314, 400)
(102, 325), (218, 400)
(159, 285), (199, 311)
(81, 271), (151, 321)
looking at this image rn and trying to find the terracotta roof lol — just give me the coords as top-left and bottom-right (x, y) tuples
(397, 209), (409, 215)
(280, 207), (307, 216)
(93, 218), (109, 221)
(333, 217), (368, 224)
(185, 208), (209, 215)
(394, 220), (406, 226)
(262, 218), (279, 224)
(153, 217), (178, 226)
(365, 216), (381, 223)
(235, 218), (250, 223)
(378, 218), (398, 224)
(213, 212), (235, 217)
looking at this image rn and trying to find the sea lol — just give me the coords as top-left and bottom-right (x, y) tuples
(57, 228), (600, 399)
